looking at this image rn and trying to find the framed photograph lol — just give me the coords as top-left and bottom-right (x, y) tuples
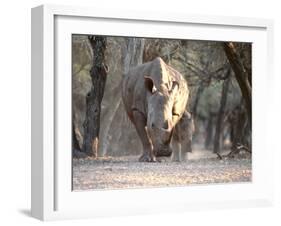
(31, 4), (274, 221)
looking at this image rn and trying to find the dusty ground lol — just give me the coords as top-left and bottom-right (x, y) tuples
(72, 149), (251, 191)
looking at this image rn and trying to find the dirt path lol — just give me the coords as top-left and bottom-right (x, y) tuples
(72, 150), (251, 191)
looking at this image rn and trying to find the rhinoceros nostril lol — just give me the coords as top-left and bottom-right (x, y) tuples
(162, 121), (169, 130)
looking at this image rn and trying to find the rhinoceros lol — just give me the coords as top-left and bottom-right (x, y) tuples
(122, 57), (189, 162)
(171, 111), (195, 162)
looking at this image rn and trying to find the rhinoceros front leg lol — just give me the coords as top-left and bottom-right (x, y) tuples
(171, 139), (181, 162)
(132, 110), (156, 162)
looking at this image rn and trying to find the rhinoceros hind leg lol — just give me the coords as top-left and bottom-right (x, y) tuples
(132, 110), (156, 162)
(180, 150), (187, 162)
(181, 140), (192, 161)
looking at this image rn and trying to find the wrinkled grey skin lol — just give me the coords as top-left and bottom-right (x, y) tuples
(122, 57), (189, 162)
(171, 111), (195, 162)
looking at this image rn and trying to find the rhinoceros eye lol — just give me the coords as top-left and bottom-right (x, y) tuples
(172, 112), (180, 117)
(172, 107), (179, 116)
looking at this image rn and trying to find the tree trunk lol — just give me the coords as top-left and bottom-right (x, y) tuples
(101, 95), (122, 156)
(102, 37), (145, 156)
(122, 38), (145, 73)
(205, 113), (215, 149)
(229, 102), (249, 152)
(73, 122), (81, 151)
(223, 42), (252, 124)
(213, 70), (231, 154)
(192, 83), (205, 121)
(82, 36), (108, 157)
(114, 38), (145, 156)
(72, 112), (88, 158)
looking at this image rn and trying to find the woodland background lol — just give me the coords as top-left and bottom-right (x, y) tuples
(72, 35), (252, 158)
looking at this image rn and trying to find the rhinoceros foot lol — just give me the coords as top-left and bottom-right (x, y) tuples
(139, 153), (156, 162)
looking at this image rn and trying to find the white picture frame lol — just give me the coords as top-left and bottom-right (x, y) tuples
(31, 4), (274, 221)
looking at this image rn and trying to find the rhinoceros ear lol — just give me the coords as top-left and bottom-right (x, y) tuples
(144, 76), (157, 94)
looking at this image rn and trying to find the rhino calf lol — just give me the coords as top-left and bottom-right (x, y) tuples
(171, 111), (195, 162)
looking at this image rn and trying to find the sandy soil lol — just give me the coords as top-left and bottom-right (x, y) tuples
(72, 150), (251, 191)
